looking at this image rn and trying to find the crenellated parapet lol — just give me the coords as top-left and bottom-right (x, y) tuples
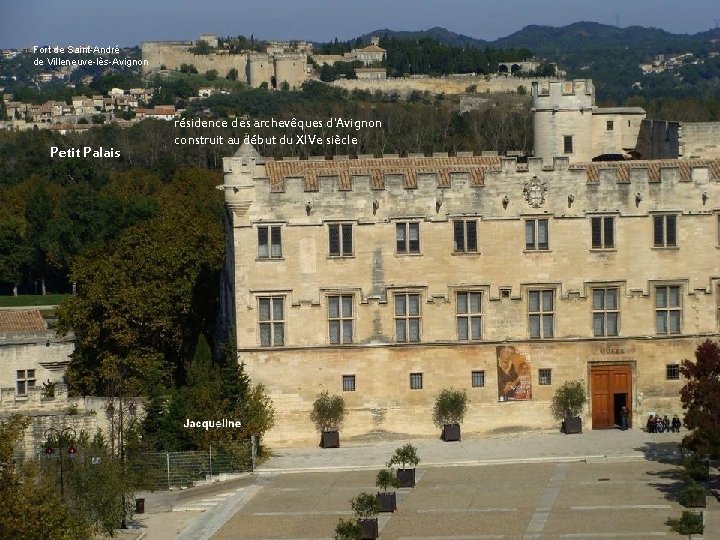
(220, 147), (719, 224)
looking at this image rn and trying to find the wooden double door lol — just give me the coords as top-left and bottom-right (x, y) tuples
(591, 365), (632, 429)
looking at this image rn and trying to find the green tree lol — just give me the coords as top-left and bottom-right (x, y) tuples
(57, 170), (225, 395)
(24, 178), (57, 294)
(0, 216), (31, 295)
(138, 336), (274, 453)
(227, 68), (239, 81)
(680, 340), (720, 457)
(666, 511), (704, 539)
(0, 416), (92, 540)
(206, 69), (218, 81)
(49, 430), (134, 536)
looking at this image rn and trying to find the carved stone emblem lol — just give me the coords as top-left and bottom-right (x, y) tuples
(523, 176), (547, 208)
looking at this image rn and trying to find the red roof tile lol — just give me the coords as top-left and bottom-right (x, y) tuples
(0, 310), (47, 333)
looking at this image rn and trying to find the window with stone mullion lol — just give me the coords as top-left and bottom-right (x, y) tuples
(395, 293), (421, 342)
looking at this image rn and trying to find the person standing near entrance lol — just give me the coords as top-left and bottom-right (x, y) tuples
(620, 405), (629, 431)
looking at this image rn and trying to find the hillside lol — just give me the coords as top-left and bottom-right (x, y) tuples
(352, 22), (720, 101)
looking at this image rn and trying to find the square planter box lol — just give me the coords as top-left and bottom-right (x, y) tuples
(376, 491), (397, 512)
(359, 517), (379, 539)
(442, 423), (461, 442)
(396, 468), (416, 488)
(320, 430), (339, 448)
(562, 417), (582, 434)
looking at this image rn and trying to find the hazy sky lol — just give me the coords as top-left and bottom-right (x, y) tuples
(2, 0), (719, 48)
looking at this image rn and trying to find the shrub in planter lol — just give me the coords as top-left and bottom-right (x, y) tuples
(387, 443), (420, 488)
(682, 456), (710, 482)
(665, 510), (704, 538)
(432, 388), (468, 442)
(679, 480), (707, 508)
(334, 518), (362, 540)
(311, 391), (346, 448)
(350, 492), (380, 539)
(550, 380), (587, 434)
(375, 468), (399, 512)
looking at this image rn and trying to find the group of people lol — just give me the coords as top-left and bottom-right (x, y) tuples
(646, 413), (682, 433)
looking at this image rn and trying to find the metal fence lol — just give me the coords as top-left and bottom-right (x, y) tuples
(128, 437), (256, 491)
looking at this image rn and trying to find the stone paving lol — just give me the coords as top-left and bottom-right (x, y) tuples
(204, 429), (712, 539)
(211, 460), (707, 539)
(130, 428), (716, 539)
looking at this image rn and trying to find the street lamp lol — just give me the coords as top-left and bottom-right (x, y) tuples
(44, 427), (77, 498)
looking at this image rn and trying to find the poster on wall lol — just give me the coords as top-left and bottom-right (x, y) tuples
(497, 345), (532, 401)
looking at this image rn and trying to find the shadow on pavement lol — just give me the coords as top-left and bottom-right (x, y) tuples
(634, 439), (685, 464)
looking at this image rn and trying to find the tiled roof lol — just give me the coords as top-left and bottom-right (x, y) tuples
(571, 158), (720, 183)
(264, 155), (502, 192)
(0, 310), (47, 333)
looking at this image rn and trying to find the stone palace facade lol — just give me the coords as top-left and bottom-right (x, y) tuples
(219, 81), (720, 446)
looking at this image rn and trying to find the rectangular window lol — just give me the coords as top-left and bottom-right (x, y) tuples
(529, 289), (554, 339)
(328, 295), (353, 344)
(342, 374), (356, 392)
(592, 288), (619, 337)
(258, 297), (285, 346)
(666, 364), (680, 381)
(606, 120), (614, 131)
(563, 135), (573, 154)
(457, 292), (482, 340)
(409, 372), (423, 390)
(591, 216), (615, 249)
(258, 225), (282, 258)
(655, 285), (681, 335)
(453, 220), (478, 253)
(16, 369), (36, 396)
(328, 223), (353, 256)
(653, 215), (677, 247)
(525, 219), (549, 250)
(396, 222), (420, 254)
(539, 368), (552, 385)
(395, 293), (421, 342)
(471, 370), (485, 388)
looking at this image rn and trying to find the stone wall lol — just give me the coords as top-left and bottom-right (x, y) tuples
(141, 42), (308, 88)
(1, 384), (144, 458)
(0, 331), (73, 392)
(222, 148), (720, 446)
(329, 75), (557, 96)
(681, 122), (720, 159)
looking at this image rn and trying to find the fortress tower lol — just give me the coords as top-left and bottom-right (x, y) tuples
(532, 79), (595, 163)
(247, 52), (272, 88)
(273, 53), (307, 90)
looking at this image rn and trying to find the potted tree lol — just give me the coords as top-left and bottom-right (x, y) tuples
(679, 480), (707, 508)
(387, 443), (420, 488)
(350, 492), (380, 539)
(311, 391), (346, 448)
(550, 380), (586, 434)
(375, 469), (399, 512)
(432, 388), (468, 442)
(334, 518), (362, 540)
(666, 510), (704, 539)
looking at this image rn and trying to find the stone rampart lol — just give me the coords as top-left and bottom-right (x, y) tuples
(681, 122), (720, 159)
(329, 75), (559, 96)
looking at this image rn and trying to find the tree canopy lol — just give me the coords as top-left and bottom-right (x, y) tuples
(680, 340), (720, 458)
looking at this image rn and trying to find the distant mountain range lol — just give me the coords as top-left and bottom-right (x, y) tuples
(358, 22), (720, 65)
(354, 22), (720, 101)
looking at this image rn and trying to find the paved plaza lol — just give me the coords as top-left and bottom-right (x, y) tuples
(130, 429), (716, 539)
(211, 461), (705, 539)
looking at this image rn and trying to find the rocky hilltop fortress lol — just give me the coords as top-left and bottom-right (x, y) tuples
(141, 33), (309, 89)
